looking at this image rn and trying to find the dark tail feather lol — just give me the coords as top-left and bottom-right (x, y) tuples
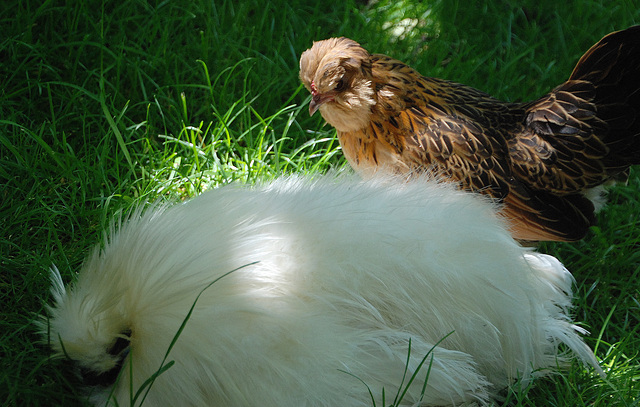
(570, 26), (640, 168)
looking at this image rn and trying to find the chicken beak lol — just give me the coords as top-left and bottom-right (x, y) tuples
(309, 94), (323, 116)
(309, 91), (336, 116)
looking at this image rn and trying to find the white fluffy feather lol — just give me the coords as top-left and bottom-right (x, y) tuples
(40, 175), (602, 406)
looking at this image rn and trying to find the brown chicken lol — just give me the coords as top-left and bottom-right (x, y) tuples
(299, 27), (640, 241)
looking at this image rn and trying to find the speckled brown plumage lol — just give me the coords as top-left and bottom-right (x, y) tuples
(299, 27), (640, 241)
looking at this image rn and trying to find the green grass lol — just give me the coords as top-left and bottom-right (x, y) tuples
(1, 0), (639, 405)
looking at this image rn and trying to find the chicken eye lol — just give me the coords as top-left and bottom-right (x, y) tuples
(334, 78), (346, 91)
(108, 329), (131, 356)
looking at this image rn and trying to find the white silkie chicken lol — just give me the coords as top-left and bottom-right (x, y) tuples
(40, 174), (602, 406)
